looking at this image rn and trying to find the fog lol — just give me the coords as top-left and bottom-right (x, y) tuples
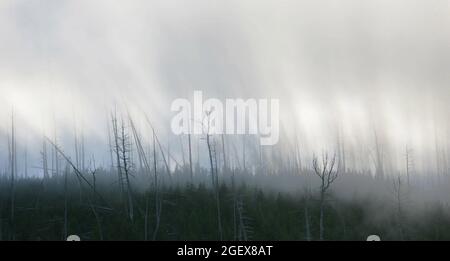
(1, 0), (450, 178)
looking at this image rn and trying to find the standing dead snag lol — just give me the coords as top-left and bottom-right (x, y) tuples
(53, 121), (60, 177)
(142, 113), (172, 183)
(312, 153), (339, 241)
(119, 120), (134, 222)
(204, 111), (223, 241)
(24, 145), (28, 179)
(111, 112), (125, 204)
(42, 137), (50, 182)
(373, 130), (384, 179)
(9, 112), (17, 239)
(151, 130), (162, 241)
(140, 112), (172, 240)
(207, 132), (223, 240)
(303, 173), (313, 241)
(107, 119), (115, 171)
(405, 146), (413, 189)
(393, 176), (406, 240)
(45, 137), (111, 206)
(63, 163), (69, 240)
(127, 114), (162, 240)
(188, 134), (193, 184)
(45, 137), (109, 240)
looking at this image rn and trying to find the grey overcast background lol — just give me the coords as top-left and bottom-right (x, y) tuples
(1, 0), (450, 175)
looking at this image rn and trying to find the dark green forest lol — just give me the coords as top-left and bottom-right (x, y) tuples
(1, 172), (449, 241)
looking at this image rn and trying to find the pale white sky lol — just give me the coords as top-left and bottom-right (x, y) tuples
(1, 0), (450, 174)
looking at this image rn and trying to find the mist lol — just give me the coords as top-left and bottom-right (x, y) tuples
(1, 0), (450, 178)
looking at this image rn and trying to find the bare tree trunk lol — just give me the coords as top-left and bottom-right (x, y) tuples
(393, 176), (405, 240)
(207, 133), (223, 240)
(304, 205), (311, 241)
(46, 138), (108, 240)
(167, 139), (171, 172)
(196, 137), (200, 172)
(319, 190), (325, 241)
(10, 112), (16, 240)
(120, 122), (134, 222)
(81, 131), (85, 171)
(107, 119), (114, 171)
(24, 146), (28, 179)
(152, 130), (161, 241)
(46, 137), (109, 205)
(374, 130), (384, 179)
(242, 136), (246, 172)
(237, 199), (249, 241)
(54, 125), (60, 177)
(179, 136), (186, 167)
(221, 134), (227, 173)
(128, 115), (157, 239)
(92, 169), (97, 196)
(405, 146), (412, 189)
(188, 134), (193, 184)
(111, 113), (124, 203)
(312, 153), (339, 241)
(304, 195), (312, 241)
(88, 195), (103, 240)
(74, 126), (80, 170)
(42, 138), (49, 181)
(63, 163), (69, 240)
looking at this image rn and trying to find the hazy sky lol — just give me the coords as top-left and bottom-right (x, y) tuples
(1, 0), (450, 174)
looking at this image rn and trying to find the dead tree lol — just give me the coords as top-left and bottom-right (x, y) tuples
(90, 157), (97, 195)
(167, 139), (171, 172)
(119, 120), (134, 222)
(292, 134), (312, 241)
(303, 172), (313, 241)
(188, 134), (193, 184)
(231, 169), (251, 242)
(336, 128), (346, 173)
(393, 176), (406, 240)
(221, 134), (227, 173)
(242, 136), (246, 172)
(24, 145), (28, 179)
(63, 162), (69, 240)
(107, 119), (115, 171)
(303, 195), (312, 241)
(152, 130), (161, 240)
(142, 129), (162, 241)
(312, 153), (339, 241)
(128, 114), (161, 240)
(9, 112), (17, 239)
(45, 137), (110, 206)
(74, 125), (80, 170)
(142, 113), (172, 183)
(72, 124), (84, 202)
(80, 130), (86, 171)
(206, 132), (223, 240)
(128, 115), (151, 240)
(141, 112), (175, 240)
(46, 138), (109, 239)
(236, 196), (251, 241)
(111, 112), (125, 202)
(373, 130), (384, 179)
(205, 111), (223, 240)
(42, 138), (50, 181)
(53, 121), (60, 177)
(405, 146), (413, 189)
